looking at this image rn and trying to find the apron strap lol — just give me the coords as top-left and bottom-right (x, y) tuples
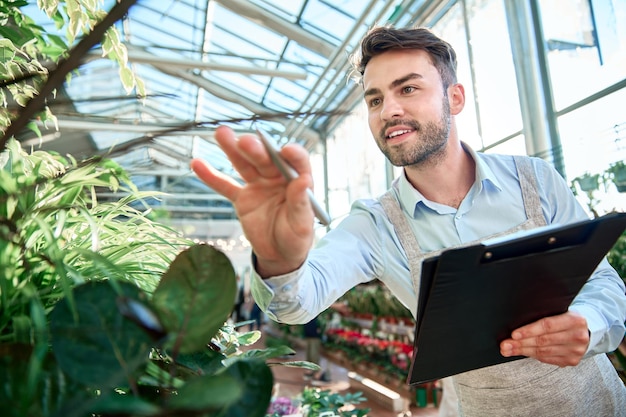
(379, 190), (422, 295)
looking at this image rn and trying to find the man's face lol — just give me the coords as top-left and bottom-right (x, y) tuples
(362, 49), (451, 167)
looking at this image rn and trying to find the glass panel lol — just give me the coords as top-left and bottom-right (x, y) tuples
(465, 0), (523, 146)
(539, 0), (626, 110)
(325, 103), (388, 219)
(558, 87), (626, 178)
(252, 0), (306, 22)
(484, 135), (527, 156)
(433, 2), (483, 151)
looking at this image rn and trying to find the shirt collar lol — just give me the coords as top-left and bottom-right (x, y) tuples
(394, 142), (503, 216)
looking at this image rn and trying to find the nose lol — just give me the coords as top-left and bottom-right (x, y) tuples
(380, 96), (403, 121)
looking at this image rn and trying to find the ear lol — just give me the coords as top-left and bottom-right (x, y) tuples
(448, 83), (465, 116)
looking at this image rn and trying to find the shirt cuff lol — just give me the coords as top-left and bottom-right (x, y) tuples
(249, 253), (305, 322)
(568, 304), (608, 356)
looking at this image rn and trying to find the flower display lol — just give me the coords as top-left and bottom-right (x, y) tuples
(325, 328), (413, 378)
(266, 396), (300, 416)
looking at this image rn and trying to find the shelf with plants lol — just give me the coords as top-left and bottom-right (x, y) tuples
(323, 327), (413, 387)
(337, 284), (415, 328)
(315, 284), (440, 406)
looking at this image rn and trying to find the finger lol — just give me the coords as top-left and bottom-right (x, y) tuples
(190, 158), (242, 202)
(280, 143), (315, 189)
(284, 176), (317, 234)
(500, 328), (589, 361)
(501, 342), (585, 367)
(501, 331), (587, 354)
(511, 312), (586, 340)
(528, 355), (583, 367)
(208, 126), (259, 182)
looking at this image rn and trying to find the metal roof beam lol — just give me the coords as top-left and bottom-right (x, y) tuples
(85, 47), (308, 80)
(213, 0), (336, 57)
(32, 116), (218, 137)
(157, 66), (321, 145)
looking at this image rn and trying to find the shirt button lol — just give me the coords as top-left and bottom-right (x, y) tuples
(283, 285), (292, 292)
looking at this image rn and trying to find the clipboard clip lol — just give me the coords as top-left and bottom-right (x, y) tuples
(482, 235), (560, 262)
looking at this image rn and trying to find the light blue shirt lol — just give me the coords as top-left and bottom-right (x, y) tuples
(251, 147), (626, 355)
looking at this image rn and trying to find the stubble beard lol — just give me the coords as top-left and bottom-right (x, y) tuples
(377, 98), (452, 168)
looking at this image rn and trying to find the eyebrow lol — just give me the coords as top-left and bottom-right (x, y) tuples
(364, 72), (424, 98)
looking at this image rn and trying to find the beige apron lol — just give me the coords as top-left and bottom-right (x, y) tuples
(380, 156), (626, 416)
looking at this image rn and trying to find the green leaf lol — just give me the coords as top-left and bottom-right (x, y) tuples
(174, 349), (225, 376)
(220, 359), (274, 417)
(119, 66), (135, 93)
(236, 329), (262, 346)
(274, 360), (321, 371)
(238, 345), (296, 362)
(89, 393), (162, 416)
(25, 121), (42, 139)
(49, 281), (153, 388)
(152, 244), (237, 354)
(166, 372), (242, 411)
(12, 315), (32, 344)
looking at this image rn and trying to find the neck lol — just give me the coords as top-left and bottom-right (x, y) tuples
(404, 139), (475, 209)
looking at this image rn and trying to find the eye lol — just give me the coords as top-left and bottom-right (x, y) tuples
(402, 85), (416, 94)
(368, 97), (381, 107)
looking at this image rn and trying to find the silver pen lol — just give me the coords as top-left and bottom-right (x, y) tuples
(255, 126), (331, 226)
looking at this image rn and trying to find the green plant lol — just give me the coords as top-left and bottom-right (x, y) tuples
(607, 230), (626, 281)
(572, 172), (600, 192)
(2, 3), (323, 415)
(0, 139), (185, 340)
(606, 161), (626, 192)
(339, 284), (412, 320)
(298, 387), (369, 417)
(0, 141), (322, 416)
(1, 0), (144, 139)
(1, 245), (284, 417)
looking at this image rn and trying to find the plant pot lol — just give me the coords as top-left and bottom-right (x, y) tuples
(614, 181), (626, 193)
(612, 171), (626, 192)
(607, 162), (626, 192)
(574, 174), (599, 192)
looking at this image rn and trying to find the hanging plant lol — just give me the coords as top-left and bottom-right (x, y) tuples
(572, 172), (600, 192)
(606, 161), (626, 193)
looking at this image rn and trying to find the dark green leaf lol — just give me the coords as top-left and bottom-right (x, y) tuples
(175, 349), (225, 376)
(89, 393), (162, 416)
(166, 372), (242, 411)
(238, 346), (296, 361)
(273, 360), (321, 371)
(220, 359), (273, 417)
(49, 281), (153, 388)
(152, 244), (237, 354)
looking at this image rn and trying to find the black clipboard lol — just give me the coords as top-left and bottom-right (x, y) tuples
(408, 212), (626, 386)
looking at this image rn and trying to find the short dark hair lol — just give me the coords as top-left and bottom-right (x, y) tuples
(350, 25), (458, 88)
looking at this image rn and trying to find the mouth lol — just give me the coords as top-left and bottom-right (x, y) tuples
(385, 128), (414, 140)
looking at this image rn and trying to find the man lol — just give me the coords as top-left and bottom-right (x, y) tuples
(191, 26), (626, 415)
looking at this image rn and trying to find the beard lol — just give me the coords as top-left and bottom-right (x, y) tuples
(376, 96), (451, 167)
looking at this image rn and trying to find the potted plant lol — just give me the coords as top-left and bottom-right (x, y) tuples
(1, 4), (322, 416)
(606, 161), (626, 192)
(572, 172), (600, 192)
(0, 139), (320, 417)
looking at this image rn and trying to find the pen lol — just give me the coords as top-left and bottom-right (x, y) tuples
(255, 126), (332, 226)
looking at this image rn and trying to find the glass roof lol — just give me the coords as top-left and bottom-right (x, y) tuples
(17, 0), (442, 221)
